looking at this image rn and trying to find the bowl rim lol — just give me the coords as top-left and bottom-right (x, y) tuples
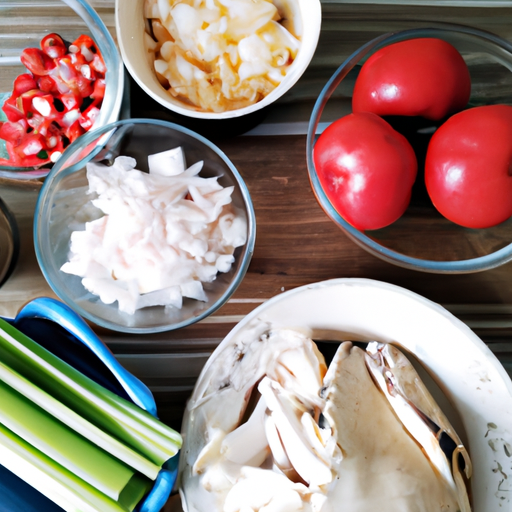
(33, 117), (257, 334)
(306, 23), (512, 274)
(115, 0), (322, 119)
(0, 0), (125, 179)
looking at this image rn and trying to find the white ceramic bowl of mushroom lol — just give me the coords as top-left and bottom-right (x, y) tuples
(178, 278), (512, 512)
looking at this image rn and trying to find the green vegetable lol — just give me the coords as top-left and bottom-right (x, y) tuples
(0, 423), (151, 512)
(0, 318), (183, 511)
(0, 318), (181, 464)
(0, 378), (139, 499)
(0, 359), (160, 480)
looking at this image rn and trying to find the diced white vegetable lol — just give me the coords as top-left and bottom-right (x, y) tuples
(61, 149), (247, 314)
(62, 109), (81, 126)
(157, 0), (171, 22)
(148, 146), (186, 176)
(80, 43), (94, 62)
(154, 59), (169, 76)
(144, 0), (160, 19)
(50, 151), (62, 163)
(143, 0), (301, 112)
(180, 281), (208, 302)
(32, 97), (51, 117)
(22, 139), (43, 156)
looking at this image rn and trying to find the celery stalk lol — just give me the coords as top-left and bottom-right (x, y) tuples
(0, 319), (181, 464)
(0, 379), (136, 500)
(0, 360), (160, 480)
(0, 423), (151, 512)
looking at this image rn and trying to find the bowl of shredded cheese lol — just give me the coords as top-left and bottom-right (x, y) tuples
(115, 0), (321, 119)
(34, 118), (256, 334)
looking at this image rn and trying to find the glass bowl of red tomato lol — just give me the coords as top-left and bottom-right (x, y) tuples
(0, 0), (124, 180)
(307, 24), (512, 274)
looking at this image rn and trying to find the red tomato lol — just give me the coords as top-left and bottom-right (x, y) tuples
(352, 38), (471, 121)
(313, 112), (417, 230)
(425, 105), (512, 228)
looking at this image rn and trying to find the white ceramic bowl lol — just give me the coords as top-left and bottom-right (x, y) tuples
(180, 278), (512, 512)
(115, 0), (321, 119)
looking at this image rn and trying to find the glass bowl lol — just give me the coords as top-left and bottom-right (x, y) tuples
(307, 25), (512, 274)
(0, 0), (124, 180)
(115, 0), (321, 121)
(34, 118), (256, 334)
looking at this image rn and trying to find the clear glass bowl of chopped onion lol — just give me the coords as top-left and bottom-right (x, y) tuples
(34, 118), (256, 334)
(115, 0), (321, 119)
(0, 0), (124, 180)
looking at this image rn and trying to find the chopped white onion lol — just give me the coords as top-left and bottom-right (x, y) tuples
(61, 148), (247, 314)
(144, 0), (301, 112)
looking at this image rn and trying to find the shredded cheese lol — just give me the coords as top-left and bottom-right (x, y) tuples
(61, 148), (247, 314)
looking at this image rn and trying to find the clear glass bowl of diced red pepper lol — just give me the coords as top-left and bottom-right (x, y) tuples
(0, 0), (124, 180)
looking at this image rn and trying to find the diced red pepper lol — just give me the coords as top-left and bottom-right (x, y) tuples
(79, 105), (100, 131)
(12, 132), (46, 159)
(37, 75), (59, 94)
(18, 89), (46, 117)
(72, 35), (98, 56)
(0, 121), (26, 146)
(40, 33), (67, 59)
(2, 96), (24, 122)
(75, 74), (94, 98)
(1, 142), (24, 166)
(45, 122), (65, 154)
(0, 32), (107, 168)
(69, 50), (88, 68)
(60, 91), (83, 111)
(12, 74), (38, 95)
(20, 48), (56, 76)
(54, 56), (78, 88)
(63, 119), (85, 143)
(91, 78), (106, 101)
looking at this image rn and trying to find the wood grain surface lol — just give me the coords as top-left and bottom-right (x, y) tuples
(1, 0), (512, 454)
(0, 6), (512, 512)
(4, 132), (512, 341)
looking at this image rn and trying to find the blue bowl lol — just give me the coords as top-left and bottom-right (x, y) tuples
(0, 297), (178, 512)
